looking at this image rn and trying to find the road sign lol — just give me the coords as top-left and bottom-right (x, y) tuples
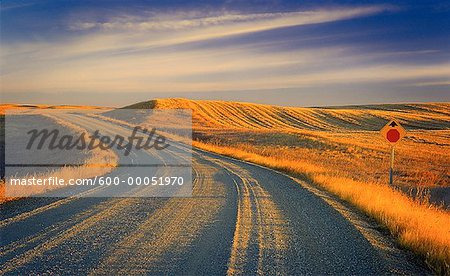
(380, 119), (407, 185)
(380, 119), (406, 144)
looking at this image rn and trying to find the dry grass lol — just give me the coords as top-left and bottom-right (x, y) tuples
(198, 129), (449, 188)
(1, 146), (117, 201)
(144, 98), (449, 188)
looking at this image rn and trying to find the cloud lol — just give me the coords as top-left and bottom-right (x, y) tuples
(69, 6), (393, 32)
(2, 5), (394, 68)
(408, 81), (450, 87)
(2, 41), (449, 93)
(5, 4), (448, 98)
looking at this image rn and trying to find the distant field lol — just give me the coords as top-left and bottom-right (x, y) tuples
(134, 99), (450, 189)
(3, 100), (449, 200)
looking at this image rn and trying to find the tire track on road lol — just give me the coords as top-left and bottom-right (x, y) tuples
(202, 158), (291, 276)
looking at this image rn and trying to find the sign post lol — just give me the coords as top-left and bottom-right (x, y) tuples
(389, 146), (394, 185)
(380, 119), (406, 185)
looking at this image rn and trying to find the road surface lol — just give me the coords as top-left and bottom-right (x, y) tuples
(0, 114), (429, 275)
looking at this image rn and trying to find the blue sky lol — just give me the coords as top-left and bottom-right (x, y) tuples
(1, 0), (449, 106)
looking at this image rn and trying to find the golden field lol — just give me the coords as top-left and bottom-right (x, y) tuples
(151, 99), (449, 189)
(146, 98), (450, 274)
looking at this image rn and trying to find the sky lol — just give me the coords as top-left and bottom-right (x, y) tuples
(1, 0), (449, 107)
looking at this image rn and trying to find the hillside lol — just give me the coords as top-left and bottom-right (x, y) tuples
(127, 98), (450, 190)
(127, 99), (450, 131)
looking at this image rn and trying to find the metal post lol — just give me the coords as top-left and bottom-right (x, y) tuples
(389, 146), (395, 185)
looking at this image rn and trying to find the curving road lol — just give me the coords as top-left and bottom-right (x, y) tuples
(0, 115), (430, 275)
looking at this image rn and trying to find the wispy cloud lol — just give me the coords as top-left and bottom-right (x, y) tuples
(69, 6), (393, 32)
(0, 1), (37, 11)
(2, 6), (394, 65)
(2, 43), (449, 93)
(2, 3), (448, 101)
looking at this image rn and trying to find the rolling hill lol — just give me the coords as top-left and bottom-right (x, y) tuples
(126, 98), (450, 131)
